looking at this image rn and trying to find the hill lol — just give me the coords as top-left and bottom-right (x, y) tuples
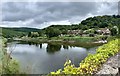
(1, 15), (120, 38)
(1, 27), (40, 38)
(43, 15), (120, 33)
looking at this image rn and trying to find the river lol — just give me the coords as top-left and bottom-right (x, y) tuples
(7, 42), (99, 74)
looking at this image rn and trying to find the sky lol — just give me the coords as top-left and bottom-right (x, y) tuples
(0, 0), (118, 29)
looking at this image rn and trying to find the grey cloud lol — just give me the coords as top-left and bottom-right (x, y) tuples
(2, 2), (40, 21)
(1, 2), (118, 28)
(34, 2), (98, 24)
(2, 2), (97, 22)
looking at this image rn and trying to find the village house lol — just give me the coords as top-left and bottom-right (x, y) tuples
(67, 30), (82, 36)
(96, 28), (111, 35)
(66, 28), (111, 37)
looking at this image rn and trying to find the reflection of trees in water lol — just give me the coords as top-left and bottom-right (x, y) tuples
(35, 44), (38, 47)
(28, 42), (32, 45)
(63, 45), (69, 49)
(40, 44), (42, 49)
(28, 42), (42, 49)
(46, 44), (61, 54)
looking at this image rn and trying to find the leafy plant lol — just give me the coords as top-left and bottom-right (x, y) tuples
(0, 37), (19, 74)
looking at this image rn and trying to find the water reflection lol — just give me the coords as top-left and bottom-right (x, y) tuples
(63, 45), (69, 49)
(27, 43), (70, 54)
(7, 42), (99, 74)
(46, 43), (61, 54)
(36, 43), (70, 54)
(40, 44), (42, 49)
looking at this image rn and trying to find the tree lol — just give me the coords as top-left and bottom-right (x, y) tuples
(31, 32), (39, 37)
(38, 30), (44, 36)
(62, 29), (67, 35)
(81, 20), (87, 25)
(82, 25), (89, 30)
(99, 22), (108, 28)
(28, 32), (31, 37)
(45, 28), (61, 38)
(110, 27), (117, 36)
(28, 32), (39, 37)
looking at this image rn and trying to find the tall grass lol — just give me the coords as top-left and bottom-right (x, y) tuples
(0, 37), (19, 74)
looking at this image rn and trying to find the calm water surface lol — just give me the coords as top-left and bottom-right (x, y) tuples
(7, 42), (98, 74)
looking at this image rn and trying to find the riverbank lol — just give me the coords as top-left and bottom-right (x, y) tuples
(50, 39), (119, 75)
(15, 36), (117, 45)
(96, 51), (120, 76)
(0, 37), (19, 74)
(16, 37), (104, 49)
(18, 36), (97, 43)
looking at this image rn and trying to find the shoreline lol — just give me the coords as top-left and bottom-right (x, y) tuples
(14, 38), (104, 49)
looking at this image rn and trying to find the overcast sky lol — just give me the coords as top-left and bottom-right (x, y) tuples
(0, 1), (118, 29)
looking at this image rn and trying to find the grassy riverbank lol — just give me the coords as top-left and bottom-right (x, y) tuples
(18, 35), (109, 47)
(21, 35), (117, 43)
(50, 38), (119, 75)
(20, 36), (98, 42)
(0, 37), (19, 74)
(18, 36), (104, 49)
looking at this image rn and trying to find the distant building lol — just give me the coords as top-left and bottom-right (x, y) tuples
(67, 30), (82, 36)
(96, 28), (111, 35)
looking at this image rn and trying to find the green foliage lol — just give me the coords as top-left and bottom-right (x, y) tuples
(1, 15), (120, 38)
(0, 37), (19, 74)
(62, 36), (95, 42)
(28, 32), (39, 38)
(62, 29), (68, 35)
(44, 15), (120, 36)
(50, 39), (119, 75)
(45, 27), (61, 38)
(2, 28), (26, 38)
(110, 26), (118, 36)
(1, 27), (40, 38)
(81, 15), (120, 29)
(38, 30), (45, 36)
(2, 59), (19, 74)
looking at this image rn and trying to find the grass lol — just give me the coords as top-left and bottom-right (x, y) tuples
(21, 35), (114, 45)
(19, 36), (104, 49)
(0, 37), (19, 74)
(59, 36), (95, 42)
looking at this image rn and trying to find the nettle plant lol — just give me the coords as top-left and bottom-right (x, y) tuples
(50, 39), (119, 75)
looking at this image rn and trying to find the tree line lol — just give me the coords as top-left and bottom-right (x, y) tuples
(1, 15), (120, 38)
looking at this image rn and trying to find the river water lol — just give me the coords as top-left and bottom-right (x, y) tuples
(7, 42), (98, 74)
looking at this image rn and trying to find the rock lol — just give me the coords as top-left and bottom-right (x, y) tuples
(95, 52), (120, 76)
(96, 64), (118, 75)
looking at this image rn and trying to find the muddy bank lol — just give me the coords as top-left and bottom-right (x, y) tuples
(95, 52), (120, 76)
